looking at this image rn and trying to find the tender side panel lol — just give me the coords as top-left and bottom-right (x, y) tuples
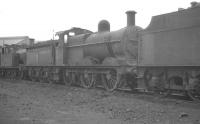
(139, 7), (200, 66)
(55, 46), (64, 65)
(38, 46), (54, 65)
(1, 53), (19, 66)
(26, 50), (38, 66)
(26, 45), (55, 66)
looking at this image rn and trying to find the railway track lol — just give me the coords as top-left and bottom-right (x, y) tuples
(64, 80), (200, 103)
(116, 88), (200, 103)
(0, 75), (199, 104)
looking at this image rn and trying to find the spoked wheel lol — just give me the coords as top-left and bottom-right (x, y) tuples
(15, 71), (20, 80)
(6, 71), (12, 79)
(117, 74), (126, 89)
(29, 70), (36, 81)
(0, 70), (4, 78)
(126, 73), (138, 91)
(10, 71), (17, 80)
(92, 74), (101, 88)
(18, 70), (25, 80)
(0, 71), (3, 78)
(117, 74), (134, 90)
(39, 70), (48, 83)
(144, 72), (152, 91)
(102, 70), (119, 92)
(47, 70), (54, 84)
(81, 72), (94, 88)
(5, 71), (10, 79)
(63, 71), (74, 86)
(187, 90), (200, 102)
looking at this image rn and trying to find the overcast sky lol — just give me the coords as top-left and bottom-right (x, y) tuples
(0, 0), (194, 41)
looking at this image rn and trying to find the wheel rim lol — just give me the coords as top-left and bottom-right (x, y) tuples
(63, 72), (73, 86)
(103, 70), (119, 91)
(81, 73), (94, 88)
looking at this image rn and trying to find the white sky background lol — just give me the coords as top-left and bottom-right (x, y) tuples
(0, 0), (194, 41)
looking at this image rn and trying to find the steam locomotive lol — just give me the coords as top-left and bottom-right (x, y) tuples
(1, 3), (200, 101)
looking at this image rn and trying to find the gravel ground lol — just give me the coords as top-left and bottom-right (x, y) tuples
(0, 79), (200, 124)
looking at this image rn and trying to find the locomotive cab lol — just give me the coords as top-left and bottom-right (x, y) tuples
(55, 27), (93, 65)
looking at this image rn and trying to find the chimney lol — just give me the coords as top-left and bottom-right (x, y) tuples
(126, 10), (136, 26)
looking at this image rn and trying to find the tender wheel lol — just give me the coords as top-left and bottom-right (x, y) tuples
(186, 76), (200, 102)
(73, 72), (81, 86)
(29, 70), (35, 81)
(6, 71), (12, 79)
(80, 72), (94, 88)
(39, 70), (48, 83)
(102, 70), (119, 92)
(92, 74), (101, 88)
(63, 71), (73, 86)
(10, 71), (17, 79)
(47, 69), (54, 84)
(144, 71), (152, 91)
(30, 70), (38, 82)
(17, 70), (24, 80)
(0, 70), (4, 78)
